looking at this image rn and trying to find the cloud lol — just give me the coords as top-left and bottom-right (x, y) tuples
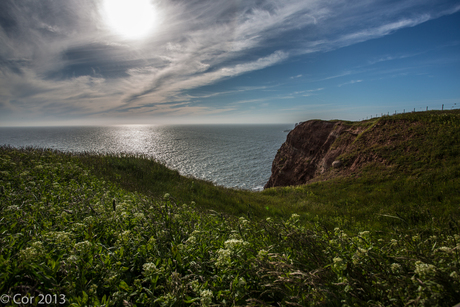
(338, 80), (363, 87)
(0, 0), (459, 124)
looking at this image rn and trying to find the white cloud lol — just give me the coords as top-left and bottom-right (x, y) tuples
(338, 79), (363, 87)
(1, 0), (458, 124)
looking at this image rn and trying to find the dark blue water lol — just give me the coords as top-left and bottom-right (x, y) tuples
(0, 124), (292, 190)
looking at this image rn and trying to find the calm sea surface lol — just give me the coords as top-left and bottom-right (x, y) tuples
(0, 124), (292, 190)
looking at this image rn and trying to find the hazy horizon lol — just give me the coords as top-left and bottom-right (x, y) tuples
(1, 0), (459, 126)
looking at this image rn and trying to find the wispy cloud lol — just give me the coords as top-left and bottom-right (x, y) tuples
(0, 0), (458, 124)
(338, 79), (363, 87)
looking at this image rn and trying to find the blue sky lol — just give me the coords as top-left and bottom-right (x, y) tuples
(0, 0), (459, 126)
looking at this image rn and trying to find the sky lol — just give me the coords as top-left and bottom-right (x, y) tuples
(0, 0), (459, 126)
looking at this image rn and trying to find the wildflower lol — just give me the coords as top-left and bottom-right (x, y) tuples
(215, 248), (232, 267)
(118, 230), (131, 242)
(200, 289), (213, 307)
(414, 261), (437, 278)
(333, 257), (343, 263)
(224, 239), (247, 249)
(185, 236), (196, 245)
(143, 262), (158, 277)
(66, 255), (78, 263)
(333, 257), (346, 271)
(31, 241), (43, 251)
(83, 216), (95, 225)
(19, 247), (38, 261)
(164, 193), (170, 200)
(391, 263), (402, 274)
(289, 213), (300, 223)
(437, 246), (452, 253)
(266, 217), (272, 222)
(72, 223), (86, 232)
(190, 280), (200, 292)
(258, 249), (268, 258)
(74, 240), (92, 253)
(450, 271), (458, 279)
(359, 231), (370, 237)
(390, 239), (398, 246)
(239, 217), (249, 225)
(46, 231), (72, 245)
(133, 212), (145, 220)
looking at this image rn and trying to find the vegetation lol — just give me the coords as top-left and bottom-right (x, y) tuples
(1, 110), (460, 306)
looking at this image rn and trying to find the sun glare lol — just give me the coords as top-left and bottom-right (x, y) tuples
(102, 0), (158, 40)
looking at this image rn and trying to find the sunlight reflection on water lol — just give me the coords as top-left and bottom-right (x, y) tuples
(0, 124), (292, 190)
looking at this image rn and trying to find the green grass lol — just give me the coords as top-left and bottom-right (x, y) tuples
(1, 110), (460, 306)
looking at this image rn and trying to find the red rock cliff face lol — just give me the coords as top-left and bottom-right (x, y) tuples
(264, 120), (361, 188)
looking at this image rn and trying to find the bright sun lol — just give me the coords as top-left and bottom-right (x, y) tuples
(102, 0), (158, 40)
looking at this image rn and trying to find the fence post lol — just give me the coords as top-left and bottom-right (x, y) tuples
(442, 104), (444, 111)
(426, 106), (428, 111)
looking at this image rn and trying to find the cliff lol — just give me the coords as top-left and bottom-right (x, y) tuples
(264, 120), (359, 188)
(264, 110), (460, 189)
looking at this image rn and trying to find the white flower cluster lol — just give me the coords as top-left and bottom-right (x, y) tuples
(414, 261), (437, 278)
(83, 216), (95, 225)
(333, 257), (346, 271)
(239, 217), (249, 226)
(6, 205), (20, 211)
(19, 247), (38, 261)
(391, 263), (402, 274)
(224, 239), (247, 250)
(185, 236), (196, 245)
(288, 213), (300, 224)
(200, 289), (213, 307)
(216, 249), (232, 267)
(46, 231), (72, 245)
(215, 239), (248, 267)
(142, 262), (162, 279)
(437, 246), (453, 253)
(352, 247), (368, 264)
(74, 240), (92, 253)
(133, 212), (145, 220)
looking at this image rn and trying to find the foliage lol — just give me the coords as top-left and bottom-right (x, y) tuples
(1, 110), (460, 305)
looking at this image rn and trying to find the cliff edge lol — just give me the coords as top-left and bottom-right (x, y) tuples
(264, 112), (438, 189)
(265, 110), (460, 188)
(264, 120), (359, 188)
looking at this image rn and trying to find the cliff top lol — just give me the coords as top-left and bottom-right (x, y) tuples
(265, 109), (460, 188)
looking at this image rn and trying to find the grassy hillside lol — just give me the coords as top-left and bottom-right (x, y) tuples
(1, 110), (460, 306)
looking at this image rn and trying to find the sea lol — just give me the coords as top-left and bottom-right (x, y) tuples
(0, 124), (293, 191)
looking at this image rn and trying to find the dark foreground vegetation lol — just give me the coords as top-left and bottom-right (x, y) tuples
(1, 110), (460, 306)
